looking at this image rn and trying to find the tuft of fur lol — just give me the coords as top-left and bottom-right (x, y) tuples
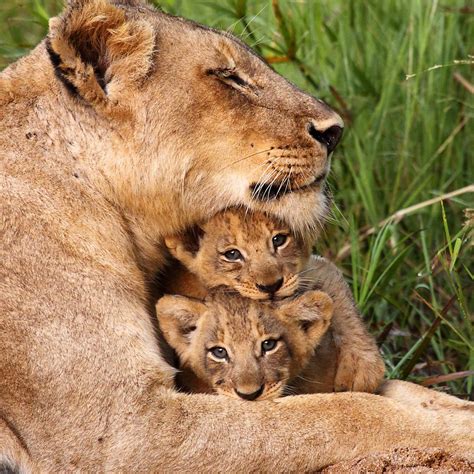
(48, 0), (156, 106)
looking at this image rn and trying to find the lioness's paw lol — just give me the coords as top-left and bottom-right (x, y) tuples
(334, 349), (385, 393)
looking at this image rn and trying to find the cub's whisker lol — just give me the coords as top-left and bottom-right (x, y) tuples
(295, 375), (324, 385)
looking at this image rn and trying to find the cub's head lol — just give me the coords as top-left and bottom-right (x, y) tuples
(156, 289), (333, 400)
(47, 0), (343, 237)
(166, 208), (311, 300)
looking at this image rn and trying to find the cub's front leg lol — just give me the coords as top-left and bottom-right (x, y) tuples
(305, 256), (385, 393)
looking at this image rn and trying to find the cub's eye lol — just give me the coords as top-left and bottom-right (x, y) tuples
(223, 249), (243, 261)
(272, 234), (288, 249)
(261, 339), (278, 353)
(209, 347), (228, 360)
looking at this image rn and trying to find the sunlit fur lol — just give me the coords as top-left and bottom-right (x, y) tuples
(4, 1), (467, 471)
(165, 208), (311, 301)
(35, 0), (345, 276)
(163, 208), (386, 394)
(156, 289), (334, 400)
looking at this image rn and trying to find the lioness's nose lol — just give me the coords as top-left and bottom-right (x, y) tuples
(307, 121), (343, 154)
(235, 385), (264, 401)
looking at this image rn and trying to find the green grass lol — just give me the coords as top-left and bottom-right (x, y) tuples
(1, 0), (473, 398)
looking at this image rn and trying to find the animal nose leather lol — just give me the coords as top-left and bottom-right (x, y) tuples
(256, 278), (284, 294)
(235, 385), (264, 401)
(307, 122), (343, 154)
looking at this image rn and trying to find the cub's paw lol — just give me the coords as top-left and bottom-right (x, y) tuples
(334, 348), (385, 393)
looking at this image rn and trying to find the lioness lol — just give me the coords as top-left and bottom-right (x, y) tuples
(163, 207), (384, 393)
(1, 0), (473, 472)
(156, 289), (334, 399)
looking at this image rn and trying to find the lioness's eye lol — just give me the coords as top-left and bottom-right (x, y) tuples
(207, 68), (249, 88)
(272, 234), (288, 249)
(209, 347), (228, 360)
(221, 70), (248, 87)
(223, 249), (243, 261)
(261, 339), (278, 353)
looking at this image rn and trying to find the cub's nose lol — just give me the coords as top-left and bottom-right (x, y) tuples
(235, 385), (264, 401)
(256, 278), (284, 295)
(307, 121), (343, 155)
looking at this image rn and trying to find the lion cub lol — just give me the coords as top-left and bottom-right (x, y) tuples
(162, 208), (385, 393)
(164, 208), (310, 301)
(156, 289), (333, 400)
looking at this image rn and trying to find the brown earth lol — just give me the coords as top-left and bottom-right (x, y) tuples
(321, 447), (474, 473)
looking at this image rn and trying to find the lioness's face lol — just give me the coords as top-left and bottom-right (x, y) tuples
(49, 1), (343, 234)
(141, 14), (343, 230)
(166, 208), (311, 300)
(156, 290), (334, 401)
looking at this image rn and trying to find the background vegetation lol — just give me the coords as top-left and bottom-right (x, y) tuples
(1, 0), (472, 398)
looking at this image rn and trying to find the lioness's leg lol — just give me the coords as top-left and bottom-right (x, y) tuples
(102, 386), (474, 472)
(380, 379), (473, 411)
(302, 256), (385, 392)
(0, 419), (35, 474)
(2, 294), (472, 472)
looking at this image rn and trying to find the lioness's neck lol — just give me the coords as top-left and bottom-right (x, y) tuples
(1, 43), (207, 276)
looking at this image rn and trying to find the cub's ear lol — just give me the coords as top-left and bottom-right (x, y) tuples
(164, 226), (205, 270)
(47, 0), (155, 107)
(156, 295), (207, 357)
(277, 290), (334, 346)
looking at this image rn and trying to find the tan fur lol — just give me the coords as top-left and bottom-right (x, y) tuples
(299, 255), (386, 392)
(156, 289), (333, 400)
(164, 208), (384, 393)
(1, 0), (473, 471)
(0, 420), (36, 474)
(164, 208), (310, 300)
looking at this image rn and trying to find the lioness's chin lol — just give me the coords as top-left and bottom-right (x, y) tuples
(250, 189), (328, 237)
(208, 175), (327, 236)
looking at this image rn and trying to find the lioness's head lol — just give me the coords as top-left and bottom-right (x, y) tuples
(47, 0), (343, 240)
(156, 289), (333, 400)
(165, 208), (311, 300)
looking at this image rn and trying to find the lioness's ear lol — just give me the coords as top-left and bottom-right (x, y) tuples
(47, 0), (155, 107)
(278, 291), (334, 346)
(156, 295), (207, 357)
(164, 226), (205, 270)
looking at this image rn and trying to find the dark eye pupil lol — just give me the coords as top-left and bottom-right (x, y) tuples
(272, 234), (287, 248)
(226, 73), (247, 87)
(262, 339), (277, 352)
(211, 347), (227, 359)
(224, 249), (242, 261)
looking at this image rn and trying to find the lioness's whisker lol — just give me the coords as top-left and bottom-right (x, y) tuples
(238, 5), (268, 42)
(274, 170), (289, 200)
(252, 165), (278, 201)
(262, 169), (283, 201)
(249, 161), (275, 201)
(283, 166), (293, 195)
(217, 147), (274, 172)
